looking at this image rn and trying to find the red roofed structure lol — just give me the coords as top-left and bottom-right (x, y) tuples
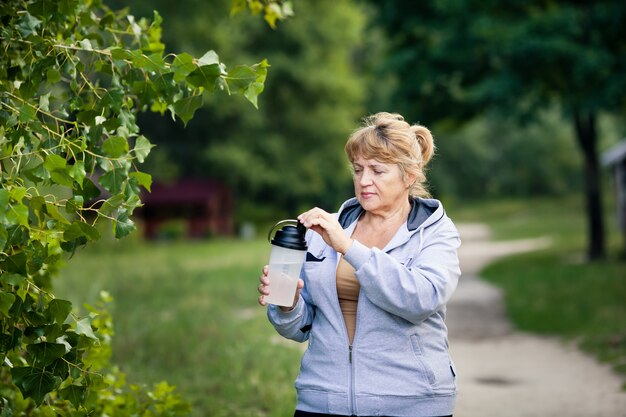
(138, 179), (234, 239)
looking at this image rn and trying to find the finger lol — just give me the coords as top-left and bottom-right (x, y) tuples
(259, 274), (269, 285)
(298, 208), (325, 226)
(258, 295), (266, 306)
(301, 212), (325, 228)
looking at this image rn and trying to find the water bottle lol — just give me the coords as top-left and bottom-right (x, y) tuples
(265, 219), (308, 307)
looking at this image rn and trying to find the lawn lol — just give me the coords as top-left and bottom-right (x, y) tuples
(55, 237), (303, 417)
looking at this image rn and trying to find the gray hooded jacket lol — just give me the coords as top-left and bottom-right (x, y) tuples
(267, 197), (462, 417)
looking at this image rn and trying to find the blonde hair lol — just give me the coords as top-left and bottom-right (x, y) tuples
(344, 112), (435, 198)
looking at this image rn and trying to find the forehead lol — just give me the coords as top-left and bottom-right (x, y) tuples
(351, 157), (390, 167)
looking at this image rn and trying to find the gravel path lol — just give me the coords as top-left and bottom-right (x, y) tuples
(448, 223), (626, 417)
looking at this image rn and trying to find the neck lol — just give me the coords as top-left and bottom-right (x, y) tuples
(363, 199), (412, 227)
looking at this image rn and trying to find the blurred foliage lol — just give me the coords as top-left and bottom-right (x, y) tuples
(369, 0), (626, 259)
(110, 0), (375, 223)
(430, 111), (583, 199)
(110, 0), (626, 233)
(370, 0), (626, 121)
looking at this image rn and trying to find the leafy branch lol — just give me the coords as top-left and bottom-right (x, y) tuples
(0, 0), (285, 414)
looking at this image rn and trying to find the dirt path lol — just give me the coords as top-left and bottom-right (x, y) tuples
(448, 223), (626, 417)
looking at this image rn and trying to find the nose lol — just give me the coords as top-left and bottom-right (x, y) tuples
(358, 170), (374, 186)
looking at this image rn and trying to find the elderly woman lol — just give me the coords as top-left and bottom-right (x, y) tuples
(258, 112), (461, 417)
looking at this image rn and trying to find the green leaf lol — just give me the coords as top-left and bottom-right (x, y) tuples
(63, 221), (100, 242)
(6, 225), (29, 247)
(132, 53), (165, 73)
(75, 317), (98, 340)
(133, 135), (153, 163)
(198, 50), (220, 66)
(27, 342), (67, 367)
(0, 225), (7, 250)
(171, 53), (195, 82)
(75, 178), (102, 203)
(19, 104), (37, 123)
(172, 95), (203, 126)
(101, 88), (124, 112)
(44, 202), (69, 224)
(43, 154), (66, 171)
(102, 136), (129, 158)
(78, 222), (100, 241)
(46, 67), (61, 85)
(0, 189), (8, 218)
(39, 93), (50, 112)
(2, 252), (28, 275)
(48, 299), (73, 324)
(100, 194), (125, 216)
(9, 187), (27, 202)
(226, 65), (257, 91)
(28, 0), (58, 20)
(60, 236), (87, 254)
(60, 385), (86, 408)
(11, 367), (60, 405)
(130, 171), (152, 192)
(0, 328), (22, 351)
(99, 168), (126, 194)
(68, 160), (86, 186)
(186, 64), (221, 90)
(63, 222), (85, 241)
(110, 47), (133, 61)
(114, 210), (135, 239)
(0, 292), (16, 317)
(244, 82), (264, 108)
(16, 12), (42, 38)
(78, 39), (93, 51)
(7, 204), (29, 227)
(44, 154), (74, 186)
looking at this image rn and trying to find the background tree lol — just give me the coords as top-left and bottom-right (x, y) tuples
(370, 0), (626, 260)
(0, 0), (280, 414)
(114, 0), (373, 223)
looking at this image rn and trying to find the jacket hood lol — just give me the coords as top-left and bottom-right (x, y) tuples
(337, 197), (444, 232)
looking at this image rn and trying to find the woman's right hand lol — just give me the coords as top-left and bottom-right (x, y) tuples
(257, 265), (304, 311)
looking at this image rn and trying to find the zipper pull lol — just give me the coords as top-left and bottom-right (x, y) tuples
(349, 345), (352, 363)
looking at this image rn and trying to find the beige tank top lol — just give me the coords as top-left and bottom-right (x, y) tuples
(336, 257), (360, 344)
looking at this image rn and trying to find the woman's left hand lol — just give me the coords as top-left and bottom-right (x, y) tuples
(298, 208), (353, 255)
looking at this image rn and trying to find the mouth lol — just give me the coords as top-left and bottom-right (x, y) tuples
(360, 192), (376, 199)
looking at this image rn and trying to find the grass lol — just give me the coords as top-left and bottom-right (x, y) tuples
(452, 194), (626, 387)
(55, 237), (303, 417)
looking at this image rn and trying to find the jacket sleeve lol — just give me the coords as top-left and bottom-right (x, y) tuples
(343, 219), (461, 324)
(266, 284), (315, 343)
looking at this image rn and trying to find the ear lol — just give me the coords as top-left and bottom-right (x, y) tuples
(405, 172), (417, 188)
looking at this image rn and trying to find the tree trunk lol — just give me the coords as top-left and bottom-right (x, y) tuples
(573, 110), (605, 260)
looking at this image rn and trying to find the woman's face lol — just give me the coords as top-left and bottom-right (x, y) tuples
(352, 156), (412, 215)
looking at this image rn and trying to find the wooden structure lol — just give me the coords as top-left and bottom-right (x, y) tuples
(138, 179), (234, 239)
(602, 140), (626, 251)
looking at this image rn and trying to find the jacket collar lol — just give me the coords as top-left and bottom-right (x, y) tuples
(338, 197), (443, 232)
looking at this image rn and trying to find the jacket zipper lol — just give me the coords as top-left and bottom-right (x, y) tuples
(349, 344), (355, 413)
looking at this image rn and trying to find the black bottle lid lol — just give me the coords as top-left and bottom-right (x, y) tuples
(268, 220), (308, 250)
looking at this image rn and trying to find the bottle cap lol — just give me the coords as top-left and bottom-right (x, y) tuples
(269, 220), (308, 250)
